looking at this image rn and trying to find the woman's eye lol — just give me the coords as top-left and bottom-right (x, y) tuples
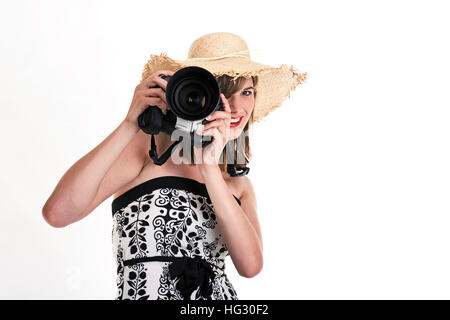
(242, 90), (253, 96)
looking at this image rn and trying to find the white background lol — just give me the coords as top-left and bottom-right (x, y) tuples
(1, 0), (449, 299)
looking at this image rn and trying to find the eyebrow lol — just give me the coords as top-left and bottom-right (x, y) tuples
(242, 86), (254, 90)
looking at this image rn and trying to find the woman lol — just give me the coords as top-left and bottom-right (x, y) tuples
(42, 32), (307, 300)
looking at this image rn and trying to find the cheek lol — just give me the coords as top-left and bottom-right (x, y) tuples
(245, 101), (255, 118)
(241, 106), (254, 127)
(242, 97), (255, 113)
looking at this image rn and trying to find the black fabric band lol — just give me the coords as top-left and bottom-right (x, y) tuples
(122, 255), (222, 271)
(111, 176), (241, 215)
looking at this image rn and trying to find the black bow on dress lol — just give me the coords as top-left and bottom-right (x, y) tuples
(168, 256), (216, 300)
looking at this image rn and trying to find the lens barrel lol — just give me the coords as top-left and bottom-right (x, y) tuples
(166, 66), (221, 121)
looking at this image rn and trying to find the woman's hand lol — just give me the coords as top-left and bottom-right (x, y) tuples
(124, 70), (175, 129)
(194, 93), (233, 173)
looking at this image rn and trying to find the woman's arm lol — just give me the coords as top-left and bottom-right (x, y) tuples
(201, 164), (263, 278)
(42, 120), (144, 228)
(42, 70), (175, 228)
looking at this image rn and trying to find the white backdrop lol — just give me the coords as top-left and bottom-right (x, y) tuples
(1, 0), (449, 299)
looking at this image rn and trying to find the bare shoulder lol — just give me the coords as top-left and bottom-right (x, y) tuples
(234, 176), (259, 227)
(233, 175), (256, 202)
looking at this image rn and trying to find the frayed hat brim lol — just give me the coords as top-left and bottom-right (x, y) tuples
(141, 53), (307, 123)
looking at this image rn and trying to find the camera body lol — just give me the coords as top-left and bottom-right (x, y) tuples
(137, 66), (249, 176)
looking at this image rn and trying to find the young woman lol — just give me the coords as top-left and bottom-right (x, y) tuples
(42, 32), (306, 300)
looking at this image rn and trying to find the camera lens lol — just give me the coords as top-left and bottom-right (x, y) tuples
(165, 66), (221, 121)
(177, 80), (211, 115)
(186, 91), (205, 108)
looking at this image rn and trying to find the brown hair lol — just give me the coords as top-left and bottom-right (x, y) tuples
(182, 75), (258, 171)
(216, 75), (258, 173)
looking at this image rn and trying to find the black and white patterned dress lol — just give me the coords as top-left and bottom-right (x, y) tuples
(111, 175), (240, 300)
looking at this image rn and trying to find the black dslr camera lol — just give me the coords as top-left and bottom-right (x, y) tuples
(137, 66), (249, 177)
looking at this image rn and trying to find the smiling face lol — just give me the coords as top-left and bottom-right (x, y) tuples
(221, 77), (256, 140)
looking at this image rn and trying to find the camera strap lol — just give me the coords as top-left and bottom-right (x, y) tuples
(149, 134), (180, 166)
(227, 164), (250, 177)
(148, 134), (251, 176)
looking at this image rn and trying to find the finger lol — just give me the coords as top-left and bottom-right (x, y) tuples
(216, 122), (226, 137)
(220, 93), (231, 113)
(202, 119), (225, 132)
(204, 119), (231, 139)
(139, 70), (175, 89)
(201, 127), (219, 136)
(142, 70), (175, 86)
(214, 120), (231, 139)
(143, 76), (170, 91)
(206, 110), (231, 121)
(201, 127), (223, 144)
(142, 97), (167, 114)
(140, 87), (167, 103)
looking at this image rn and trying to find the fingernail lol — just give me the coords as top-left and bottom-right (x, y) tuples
(196, 124), (204, 135)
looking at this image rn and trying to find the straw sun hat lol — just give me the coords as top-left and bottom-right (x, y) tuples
(141, 32), (307, 123)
